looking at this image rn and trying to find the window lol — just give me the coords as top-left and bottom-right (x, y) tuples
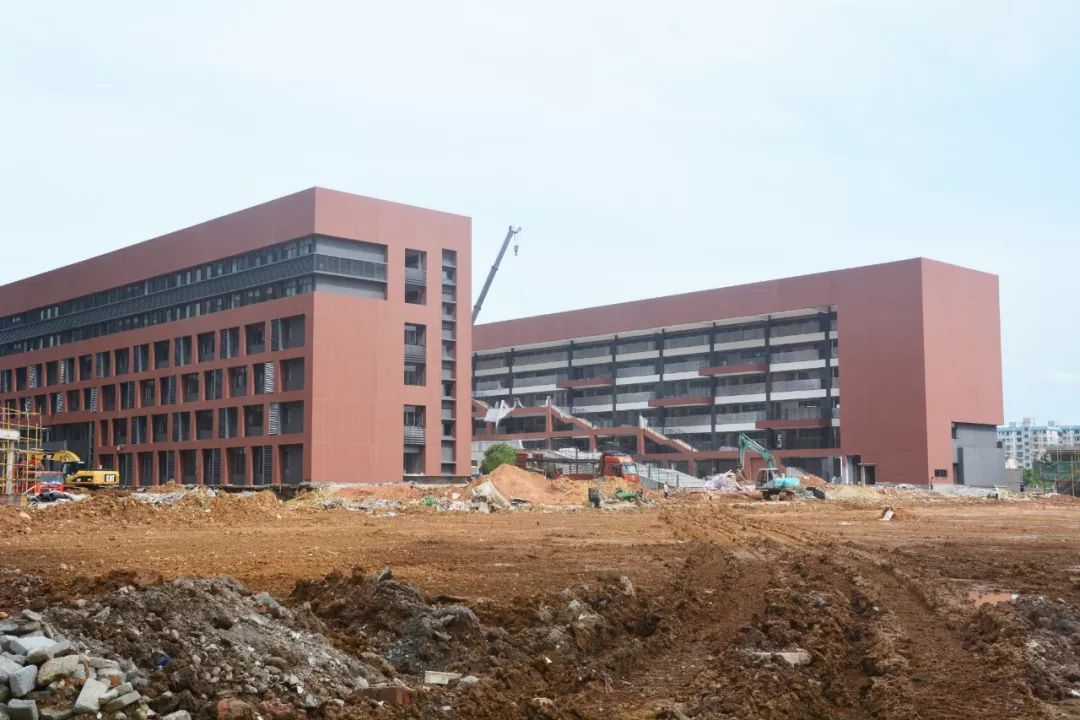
(404, 404), (425, 428)
(246, 323), (266, 355)
(230, 367), (248, 397)
(404, 362), (425, 386)
(197, 332), (215, 363)
(404, 323), (425, 347)
(405, 249), (426, 305)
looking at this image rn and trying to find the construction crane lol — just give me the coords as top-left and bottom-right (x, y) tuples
(738, 433), (800, 501)
(472, 225), (521, 323)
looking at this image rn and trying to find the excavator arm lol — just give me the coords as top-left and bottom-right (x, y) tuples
(738, 433), (777, 471)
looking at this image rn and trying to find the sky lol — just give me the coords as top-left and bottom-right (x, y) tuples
(1, 1), (1079, 420)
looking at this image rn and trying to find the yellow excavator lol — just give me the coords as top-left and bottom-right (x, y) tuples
(28, 450), (121, 490)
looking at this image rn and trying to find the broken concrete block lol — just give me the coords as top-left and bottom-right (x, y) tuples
(423, 670), (461, 686)
(40, 708), (73, 720)
(73, 677), (109, 713)
(7, 638), (54, 657)
(102, 690), (141, 712)
(37, 656), (81, 686)
(10, 664), (38, 697)
(6, 698), (39, 720)
(0, 654), (23, 676)
(161, 712), (192, 720)
(356, 685), (414, 707)
(19, 611), (43, 624)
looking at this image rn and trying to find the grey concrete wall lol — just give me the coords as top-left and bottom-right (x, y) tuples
(953, 423), (1007, 487)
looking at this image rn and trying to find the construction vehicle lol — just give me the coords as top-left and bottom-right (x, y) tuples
(515, 449), (642, 484)
(472, 226), (521, 322)
(737, 433), (800, 501)
(27, 449), (120, 490)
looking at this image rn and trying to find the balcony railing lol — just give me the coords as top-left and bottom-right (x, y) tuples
(772, 349), (822, 364)
(404, 426), (426, 444)
(771, 379), (824, 392)
(404, 267), (427, 285)
(715, 411), (767, 424)
(404, 344), (426, 362)
(715, 382), (766, 397)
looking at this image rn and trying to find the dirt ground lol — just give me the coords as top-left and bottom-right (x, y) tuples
(4, 489), (1080, 718)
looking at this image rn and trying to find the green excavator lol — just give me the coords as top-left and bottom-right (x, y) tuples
(738, 433), (801, 501)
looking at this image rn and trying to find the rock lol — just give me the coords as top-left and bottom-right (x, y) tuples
(103, 690), (141, 712)
(162, 712), (192, 720)
(97, 669), (125, 687)
(24, 649), (51, 667)
(39, 708), (72, 720)
(48, 642), (73, 658)
(353, 676), (369, 690)
(7, 638), (53, 657)
(263, 657), (289, 671)
(36, 656), (80, 687)
(213, 697), (254, 719)
(619, 576), (636, 597)
(10, 665), (38, 697)
(86, 658), (119, 670)
(6, 698), (38, 720)
(356, 686), (413, 707)
(375, 568), (393, 583)
(210, 615), (236, 630)
(149, 691), (178, 715)
(19, 611), (43, 624)
(0, 683), (10, 702)
(73, 677), (109, 713)
(40, 708), (72, 720)
(459, 675), (480, 687)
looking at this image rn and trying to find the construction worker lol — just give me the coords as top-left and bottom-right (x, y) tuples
(663, 481), (670, 499)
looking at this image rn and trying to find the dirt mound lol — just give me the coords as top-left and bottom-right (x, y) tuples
(472, 464), (572, 504)
(292, 567), (485, 674)
(48, 576), (388, 718)
(0, 572), (49, 613)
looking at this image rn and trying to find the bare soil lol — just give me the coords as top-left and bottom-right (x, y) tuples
(3, 491), (1080, 718)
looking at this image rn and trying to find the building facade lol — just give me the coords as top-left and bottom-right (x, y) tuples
(473, 258), (1004, 486)
(998, 419), (1080, 468)
(0, 188), (472, 485)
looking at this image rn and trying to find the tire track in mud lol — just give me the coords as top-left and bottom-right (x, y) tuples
(734, 508), (1050, 720)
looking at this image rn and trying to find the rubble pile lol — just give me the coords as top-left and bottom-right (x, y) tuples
(44, 577), (393, 719)
(0, 608), (161, 720)
(291, 568), (485, 674)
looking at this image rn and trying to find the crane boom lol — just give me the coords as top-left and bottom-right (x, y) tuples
(472, 225), (521, 323)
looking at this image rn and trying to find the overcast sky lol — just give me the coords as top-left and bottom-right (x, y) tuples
(2, 1), (1078, 420)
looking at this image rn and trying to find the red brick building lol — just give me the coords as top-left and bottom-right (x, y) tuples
(0, 188), (472, 485)
(472, 259), (1004, 486)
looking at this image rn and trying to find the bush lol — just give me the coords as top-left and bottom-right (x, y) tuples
(481, 443), (518, 474)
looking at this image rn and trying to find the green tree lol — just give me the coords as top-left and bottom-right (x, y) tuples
(481, 443), (518, 474)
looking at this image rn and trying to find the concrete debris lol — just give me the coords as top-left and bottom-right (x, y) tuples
(423, 670), (461, 685)
(880, 506), (895, 522)
(6, 698), (38, 720)
(43, 576), (388, 718)
(8, 665), (36, 698)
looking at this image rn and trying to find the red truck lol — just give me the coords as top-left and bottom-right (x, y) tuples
(515, 450), (642, 484)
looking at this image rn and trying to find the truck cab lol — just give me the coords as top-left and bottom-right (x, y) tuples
(600, 453), (641, 484)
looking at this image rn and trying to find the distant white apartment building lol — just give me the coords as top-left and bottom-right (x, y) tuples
(997, 418), (1080, 468)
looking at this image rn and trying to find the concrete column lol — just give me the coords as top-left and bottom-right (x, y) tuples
(271, 444), (282, 486)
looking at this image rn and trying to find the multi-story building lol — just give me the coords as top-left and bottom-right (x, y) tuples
(473, 258), (1004, 486)
(998, 419), (1080, 468)
(0, 188), (472, 485)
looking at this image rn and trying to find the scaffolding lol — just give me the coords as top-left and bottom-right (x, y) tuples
(1031, 447), (1080, 494)
(0, 407), (45, 496)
